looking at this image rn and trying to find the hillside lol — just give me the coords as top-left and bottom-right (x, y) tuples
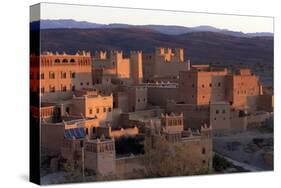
(35, 28), (273, 65)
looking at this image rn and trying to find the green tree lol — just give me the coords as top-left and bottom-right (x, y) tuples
(142, 136), (210, 177)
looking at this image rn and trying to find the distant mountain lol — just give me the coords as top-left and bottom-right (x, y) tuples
(30, 19), (273, 38)
(32, 28), (273, 66)
(33, 19), (105, 29)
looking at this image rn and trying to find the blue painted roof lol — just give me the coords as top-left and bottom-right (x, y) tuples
(64, 127), (85, 139)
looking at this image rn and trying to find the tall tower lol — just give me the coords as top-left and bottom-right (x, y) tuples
(84, 139), (116, 175)
(130, 51), (143, 84)
(161, 113), (184, 143)
(200, 124), (213, 171)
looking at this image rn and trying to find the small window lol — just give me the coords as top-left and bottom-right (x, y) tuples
(108, 107), (112, 112)
(50, 86), (55, 93)
(89, 109), (93, 114)
(80, 82), (83, 86)
(61, 72), (67, 79)
(40, 73), (44, 80)
(222, 110), (226, 114)
(216, 110), (219, 114)
(103, 108), (106, 113)
(209, 83), (212, 87)
(96, 108), (99, 114)
(71, 85), (75, 91)
(202, 84), (205, 88)
(40, 87), (45, 94)
(54, 59), (60, 63)
(70, 59), (75, 63)
(62, 59), (68, 63)
(86, 82), (89, 86)
(62, 85), (67, 92)
(218, 82), (221, 87)
(71, 72), (76, 78)
(49, 72), (55, 79)
(202, 148), (206, 154)
(66, 107), (70, 114)
(138, 98), (140, 103)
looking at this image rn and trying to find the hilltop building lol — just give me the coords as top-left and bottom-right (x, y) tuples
(142, 47), (190, 82)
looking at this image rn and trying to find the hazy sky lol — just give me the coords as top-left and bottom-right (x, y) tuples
(34, 3), (274, 33)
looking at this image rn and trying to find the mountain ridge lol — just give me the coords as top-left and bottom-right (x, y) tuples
(34, 28), (273, 66)
(30, 19), (273, 38)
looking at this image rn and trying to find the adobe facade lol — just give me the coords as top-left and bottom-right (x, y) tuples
(30, 51), (93, 102)
(178, 66), (263, 110)
(178, 65), (228, 105)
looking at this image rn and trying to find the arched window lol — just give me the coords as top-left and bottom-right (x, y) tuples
(70, 59), (75, 63)
(62, 59), (68, 63)
(54, 59), (60, 63)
